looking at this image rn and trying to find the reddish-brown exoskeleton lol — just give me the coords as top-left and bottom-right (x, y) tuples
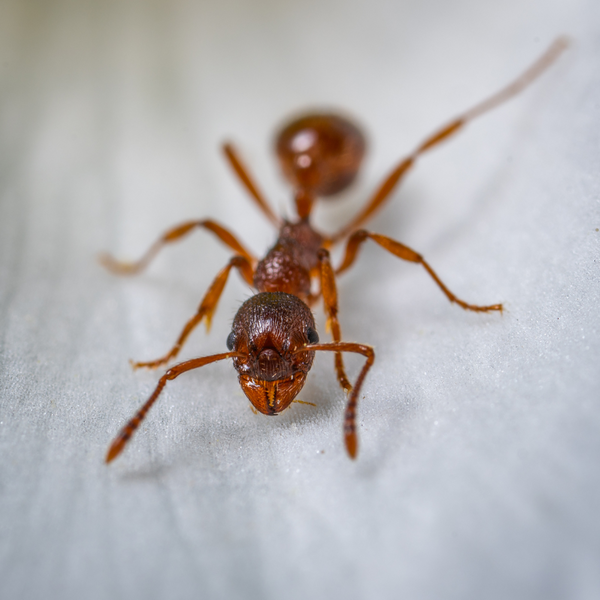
(102, 39), (566, 463)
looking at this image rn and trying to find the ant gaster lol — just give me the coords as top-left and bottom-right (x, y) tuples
(102, 39), (567, 463)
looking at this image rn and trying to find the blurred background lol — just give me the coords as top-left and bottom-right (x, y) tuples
(1, 1), (599, 599)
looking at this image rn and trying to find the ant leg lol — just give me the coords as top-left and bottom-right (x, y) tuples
(100, 219), (256, 275)
(223, 143), (281, 227)
(329, 38), (568, 242)
(317, 249), (352, 393)
(296, 342), (375, 458)
(106, 351), (240, 462)
(338, 230), (503, 313)
(132, 255), (254, 369)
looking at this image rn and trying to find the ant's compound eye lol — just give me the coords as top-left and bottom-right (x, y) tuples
(226, 331), (236, 351)
(307, 327), (319, 344)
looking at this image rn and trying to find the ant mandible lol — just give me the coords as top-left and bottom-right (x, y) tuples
(102, 39), (567, 463)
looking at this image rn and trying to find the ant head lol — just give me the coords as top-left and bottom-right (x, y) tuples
(227, 292), (319, 415)
(275, 112), (366, 198)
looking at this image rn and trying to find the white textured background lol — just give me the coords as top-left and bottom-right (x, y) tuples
(1, 1), (599, 599)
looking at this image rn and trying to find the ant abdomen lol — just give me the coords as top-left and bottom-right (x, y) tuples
(275, 113), (366, 198)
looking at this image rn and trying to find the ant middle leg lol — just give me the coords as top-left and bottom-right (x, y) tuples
(337, 230), (503, 313)
(132, 255), (254, 370)
(100, 219), (256, 275)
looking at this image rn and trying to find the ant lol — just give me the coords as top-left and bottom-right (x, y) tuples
(102, 39), (567, 463)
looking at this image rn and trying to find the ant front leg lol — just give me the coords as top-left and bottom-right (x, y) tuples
(100, 219), (256, 275)
(317, 249), (352, 393)
(337, 231), (503, 313)
(132, 255), (254, 369)
(296, 342), (375, 459)
(106, 351), (241, 463)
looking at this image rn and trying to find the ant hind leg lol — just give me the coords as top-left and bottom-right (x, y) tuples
(223, 143), (281, 227)
(328, 38), (568, 242)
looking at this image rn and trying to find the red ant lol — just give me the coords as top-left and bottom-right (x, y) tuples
(102, 39), (567, 463)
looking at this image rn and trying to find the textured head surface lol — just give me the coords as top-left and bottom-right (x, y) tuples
(228, 292), (318, 413)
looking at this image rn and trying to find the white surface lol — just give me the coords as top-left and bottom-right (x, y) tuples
(1, 1), (599, 599)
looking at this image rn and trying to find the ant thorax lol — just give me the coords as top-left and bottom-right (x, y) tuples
(253, 220), (323, 301)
